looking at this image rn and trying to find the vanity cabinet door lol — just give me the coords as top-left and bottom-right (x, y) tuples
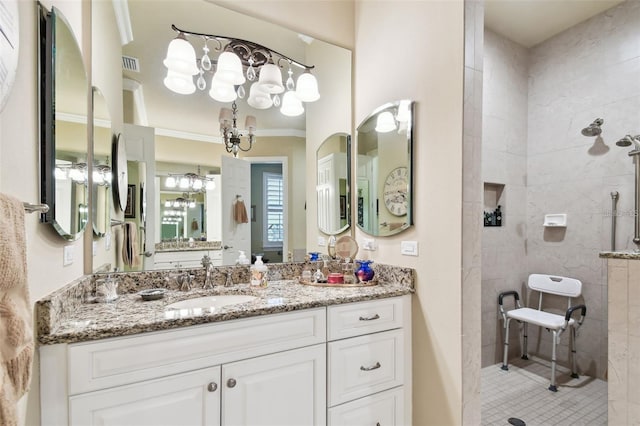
(221, 344), (326, 426)
(328, 387), (404, 426)
(69, 366), (221, 426)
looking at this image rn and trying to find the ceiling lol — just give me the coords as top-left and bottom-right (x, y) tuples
(485, 0), (625, 48)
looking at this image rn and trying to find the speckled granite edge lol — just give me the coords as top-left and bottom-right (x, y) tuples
(37, 261), (414, 344)
(599, 251), (640, 259)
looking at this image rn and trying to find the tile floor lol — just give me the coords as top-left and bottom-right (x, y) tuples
(481, 357), (607, 425)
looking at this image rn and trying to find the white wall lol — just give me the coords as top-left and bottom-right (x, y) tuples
(354, 2), (465, 424)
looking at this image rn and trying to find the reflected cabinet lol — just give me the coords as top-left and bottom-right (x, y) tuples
(355, 100), (414, 237)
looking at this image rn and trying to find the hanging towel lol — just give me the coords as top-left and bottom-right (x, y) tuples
(122, 222), (141, 268)
(0, 194), (33, 426)
(234, 199), (249, 224)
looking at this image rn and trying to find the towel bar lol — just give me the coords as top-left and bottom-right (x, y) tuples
(23, 202), (49, 213)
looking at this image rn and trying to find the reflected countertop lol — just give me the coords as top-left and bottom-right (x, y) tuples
(37, 278), (413, 345)
(599, 250), (640, 260)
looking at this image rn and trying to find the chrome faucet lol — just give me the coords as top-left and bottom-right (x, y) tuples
(202, 255), (215, 290)
(225, 270), (234, 287)
(175, 272), (193, 291)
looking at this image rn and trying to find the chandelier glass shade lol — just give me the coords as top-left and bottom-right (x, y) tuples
(165, 171), (215, 193)
(162, 25), (319, 118)
(164, 197), (196, 209)
(55, 163), (90, 185)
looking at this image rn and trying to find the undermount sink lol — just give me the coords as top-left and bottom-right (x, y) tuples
(166, 295), (257, 311)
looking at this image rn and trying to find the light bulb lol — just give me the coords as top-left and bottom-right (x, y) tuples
(247, 83), (273, 109)
(164, 200), (171, 208)
(375, 111), (396, 133)
(258, 63), (284, 94)
(192, 179), (203, 191)
(209, 75), (237, 102)
(165, 176), (177, 188)
(214, 51), (245, 85)
(163, 34), (199, 76)
(280, 91), (304, 117)
(295, 72), (320, 102)
(179, 177), (189, 189)
(163, 70), (195, 95)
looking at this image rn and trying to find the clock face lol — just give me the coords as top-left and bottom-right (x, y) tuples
(383, 167), (409, 216)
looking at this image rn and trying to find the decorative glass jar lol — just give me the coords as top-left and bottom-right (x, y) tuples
(355, 260), (375, 283)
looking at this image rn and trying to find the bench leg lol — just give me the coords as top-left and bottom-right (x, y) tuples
(570, 326), (579, 379)
(521, 322), (529, 360)
(549, 330), (558, 392)
(501, 317), (512, 371)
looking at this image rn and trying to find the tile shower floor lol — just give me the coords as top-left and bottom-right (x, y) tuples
(481, 357), (607, 425)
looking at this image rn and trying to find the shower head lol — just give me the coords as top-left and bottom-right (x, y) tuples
(616, 135), (635, 147)
(581, 118), (604, 137)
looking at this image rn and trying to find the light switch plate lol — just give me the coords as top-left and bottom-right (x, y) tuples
(105, 233), (112, 251)
(317, 236), (326, 246)
(92, 241), (97, 257)
(401, 240), (419, 256)
(63, 245), (74, 266)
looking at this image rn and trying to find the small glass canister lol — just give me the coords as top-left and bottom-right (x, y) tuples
(95, 276), (119, 303)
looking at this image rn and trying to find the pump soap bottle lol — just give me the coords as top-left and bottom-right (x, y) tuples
(251, 255), (268, 287)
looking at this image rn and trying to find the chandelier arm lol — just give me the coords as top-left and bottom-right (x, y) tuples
(171, 24), (314, 71)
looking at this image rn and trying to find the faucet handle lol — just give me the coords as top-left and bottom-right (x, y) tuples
(201, 254), (212, 268)
(225, 270), (234, 287)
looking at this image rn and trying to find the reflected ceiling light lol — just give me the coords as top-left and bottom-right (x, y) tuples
(162, 24), (319, 116)
(163, 196), (197, 209)
(375, 111), (397, 133)
(55, 163), (88, 184)
(220, 101), (256, 157)
(93, 165), (112, 187)
(164, 168), (215, 193)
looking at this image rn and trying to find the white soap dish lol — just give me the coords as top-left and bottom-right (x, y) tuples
(543, 214), (567, 227)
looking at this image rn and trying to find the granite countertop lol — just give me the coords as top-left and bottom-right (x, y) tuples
(38, 279), (413, 345)
(599, 250), (640, 259)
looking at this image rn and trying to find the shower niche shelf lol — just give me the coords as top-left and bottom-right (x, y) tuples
(484, 182), (504, 227)
(543, 213), (567, 227)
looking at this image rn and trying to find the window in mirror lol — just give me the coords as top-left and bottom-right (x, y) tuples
(39, 4), (89, 240)
(317, 133), (351, 235)
(355, 100), (414, 237)
(92, 88), (112, 237)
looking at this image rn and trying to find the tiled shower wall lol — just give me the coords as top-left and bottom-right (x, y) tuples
(481, 29), (529, 366)
(482, 1), (640, 379)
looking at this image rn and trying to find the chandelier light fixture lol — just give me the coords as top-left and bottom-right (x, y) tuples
(163, 196), (197, 209)
(54, 163), (88, 185)
(93, 164), (112, 187)
(162, 25), (320, 118)
(220, 101), (256, 157)
(164, 167), (216, 193)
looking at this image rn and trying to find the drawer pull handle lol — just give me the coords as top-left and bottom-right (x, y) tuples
(227, 378), (237, 388)
(360, 362), (381, 371)
(377, 423), (381, 426)
(359, 314), (380, 321)
(207, 382), (218, 392)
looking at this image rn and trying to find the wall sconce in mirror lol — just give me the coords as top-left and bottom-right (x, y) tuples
(164, 196), (197, 209)
(355, 100), (415, 237)
(219, 102), (256, 157)
(164, 167), (216, 192)
(162, 24), (319, 117)
(38, 3), (89, 240)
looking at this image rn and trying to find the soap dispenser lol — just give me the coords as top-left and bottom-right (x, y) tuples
(251, 255), (268, 287)
(237, 251), (250, 265)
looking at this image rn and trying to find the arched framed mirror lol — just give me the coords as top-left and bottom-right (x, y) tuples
(355, 100), (414, 237)
(39, 4), (89, 240)
(92, 88), (112, 236)
(317, 132), (351, 235)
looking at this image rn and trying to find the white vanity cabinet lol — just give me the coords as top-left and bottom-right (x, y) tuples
(153, 249), (222, 269)
(327, 296), (411, 426)
(40, 295), (411, 426)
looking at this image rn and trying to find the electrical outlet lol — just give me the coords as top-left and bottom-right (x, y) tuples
(401, 240), (419, 256)
(63, 245), (74, 266)
(317, 236), (326, 246)
(362, 238), (376, 251)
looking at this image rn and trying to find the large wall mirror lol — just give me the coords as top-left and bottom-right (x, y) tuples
(39, 4), (89, 240)
(105, 0), (351, 271)
(92, 88), (112, 236)
(356, 100), (414, 237)
(317, 133), (351, 235)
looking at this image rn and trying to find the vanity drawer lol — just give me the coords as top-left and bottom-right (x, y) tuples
(68, 308), (325, 395)
(328, 386), (404, 426)
(327, 297), (404, 341)
(328, 329), (404, 406)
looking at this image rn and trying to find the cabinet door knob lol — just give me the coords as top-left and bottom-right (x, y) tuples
(207, 382), (218, 392)
(358, 313), (380, 321)
(227, 378), (237, 388)
(360, 362), (381, 371)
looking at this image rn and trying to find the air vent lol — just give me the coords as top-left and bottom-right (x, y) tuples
(122, 55), (140, 72)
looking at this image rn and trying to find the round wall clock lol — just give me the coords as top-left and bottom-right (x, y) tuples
(0, 0), (20, 113)
(383, 166), (409, 216)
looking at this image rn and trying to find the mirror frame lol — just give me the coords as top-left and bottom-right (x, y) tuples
(316, 132), (351, 236)
(112, 133), (128, 212)
(355, 100), (415, 237)
(39, 3), (89, 240)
